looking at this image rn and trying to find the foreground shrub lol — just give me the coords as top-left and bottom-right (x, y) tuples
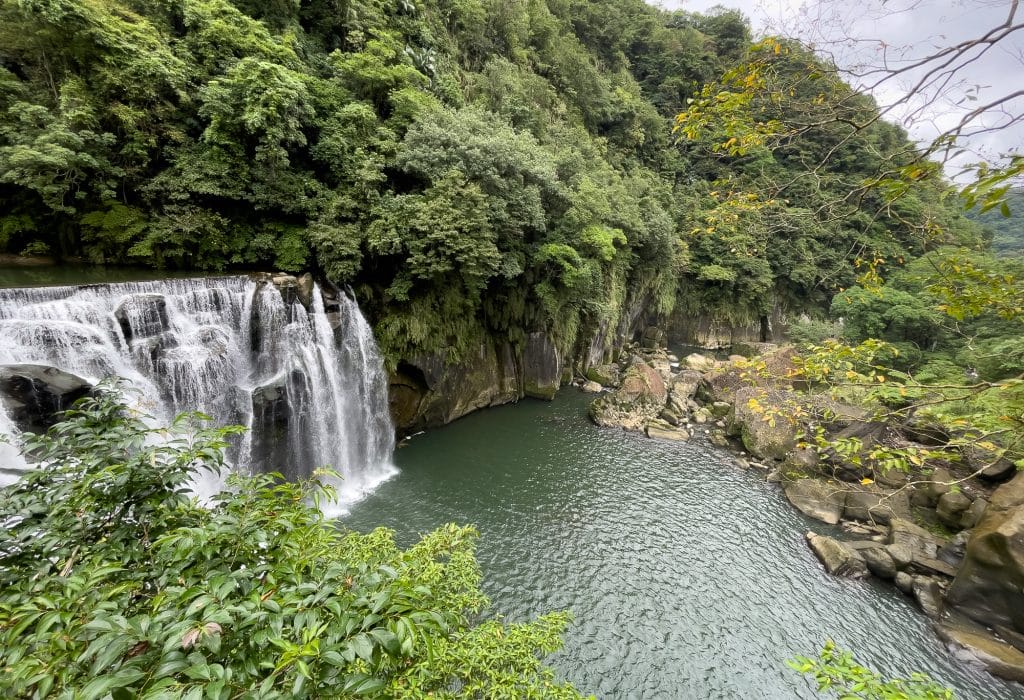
(0, 389), (583, 699)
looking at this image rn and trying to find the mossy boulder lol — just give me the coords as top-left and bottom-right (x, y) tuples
(589, 358), (667, 432)
(586, 363), (621, 387)
(728, 386), (800, 460)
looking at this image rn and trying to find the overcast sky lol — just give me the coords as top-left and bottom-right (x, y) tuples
(649, 1), (1023, 179)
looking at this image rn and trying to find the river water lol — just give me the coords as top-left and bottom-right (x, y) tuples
(343, 391), (1023, 699)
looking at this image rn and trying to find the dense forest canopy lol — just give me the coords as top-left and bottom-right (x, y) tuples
(0, 0), (979, 362)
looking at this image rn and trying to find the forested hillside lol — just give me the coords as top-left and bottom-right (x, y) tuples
(0, 0), (978, 361)
(967, 190), (1024, 257)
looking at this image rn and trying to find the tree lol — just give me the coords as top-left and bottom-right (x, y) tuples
(0, 388), (585, 699)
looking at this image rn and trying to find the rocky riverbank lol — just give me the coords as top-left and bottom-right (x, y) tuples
(580, 340), (1024, 683)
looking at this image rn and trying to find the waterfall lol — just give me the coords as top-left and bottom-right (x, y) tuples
(0, 276), (397, 510)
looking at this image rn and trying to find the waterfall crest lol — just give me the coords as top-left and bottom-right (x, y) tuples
(0, 276), (396, 509)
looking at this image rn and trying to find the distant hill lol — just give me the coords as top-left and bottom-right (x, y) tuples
(967, 190), (1024, 257)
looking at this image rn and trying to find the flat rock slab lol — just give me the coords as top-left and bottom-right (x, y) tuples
(785, 479), (845, 525)
(937, 622), (1024, 683)
(645, 422), (690, 442)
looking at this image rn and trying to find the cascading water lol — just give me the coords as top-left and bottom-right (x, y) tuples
(0, 276), (397, 509)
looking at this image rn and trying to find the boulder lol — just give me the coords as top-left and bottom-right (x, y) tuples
(873, 465), (909, 488)
(784, 447), (819, 475)
(666, 393), (688, 417)
(900, 418), (950, 447)
(250, 373), (297, 475)
(586, 363), (621, 388)
(114, 293), (169, 342)
(671, 370), (703, 402)
(522, 331), (562, 400)
(784, 479), (846, 525)
(646, 420), (690, 442)
(708, 430), (730, 448)
(924, 466), (953, 506)
(658, 407), (681, 426)
(729, 386), (800, 460)
(296, 273), (314, 308)
(887, 518), (947, 572)
(683, 353), (716, 372)
(947, 472), (1024, 648)
(911, 576), (944, 618)
(936, 490), (973, 529)
(886, 542), (914, 570)
(881, 518), (958, 578)
(699, 364), (747, 404)
(805, 532), (869, 578)
(589, 358), (668, 432)
(759, 345), (799, 376)
(801, 395), (870, 430)
(710, 401), (732, 418)
(389, 340), (521, 433)
(895, 571), (914, 594)
(862, 545), (898, 579)
(581, 380), (603, 394)
(962, 442), (1018, 482)
(960, 497), (988, 530)
(819, 421), (895, 482)
(0, 364), (95, 433)
(270, 274), (304, 308)
(937, 531), (970, 569)
(844, 487), (911, 525)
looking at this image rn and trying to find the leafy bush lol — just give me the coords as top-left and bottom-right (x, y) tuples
(791, 641), (954, 699)
(0, 389), (583, 699)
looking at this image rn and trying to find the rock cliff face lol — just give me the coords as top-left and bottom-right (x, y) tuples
(0, 364), (95, 433)
(387, 291), (653, 433)
(389, 340), (523, 433)
(668, 305), (789, 348)
(388, 329), (575, 434)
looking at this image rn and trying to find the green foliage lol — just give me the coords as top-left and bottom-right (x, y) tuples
(0, 388), (585, 699)
(831, 286), (944, 348)
(0, 0), (975, 363)
(788, 317), (842, 346)
(791, 641), (954, 699)
(966, 189), (1024, 257)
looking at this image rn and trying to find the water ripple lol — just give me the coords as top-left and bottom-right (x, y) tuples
(344, 393), (1023, 700)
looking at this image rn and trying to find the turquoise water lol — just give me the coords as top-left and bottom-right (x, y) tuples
(343, 391), (1023, 699)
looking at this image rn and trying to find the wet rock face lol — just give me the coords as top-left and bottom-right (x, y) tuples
(0, 364), (95, 433)
(640, 325), (665, 349)
(947, 472), (1024, 649)
(389, 341), (521, 434)
(522, 332), (562, 400)
(114, 293), (169, 343)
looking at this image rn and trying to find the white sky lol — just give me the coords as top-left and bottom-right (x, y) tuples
(649, 1), (1024, 180)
